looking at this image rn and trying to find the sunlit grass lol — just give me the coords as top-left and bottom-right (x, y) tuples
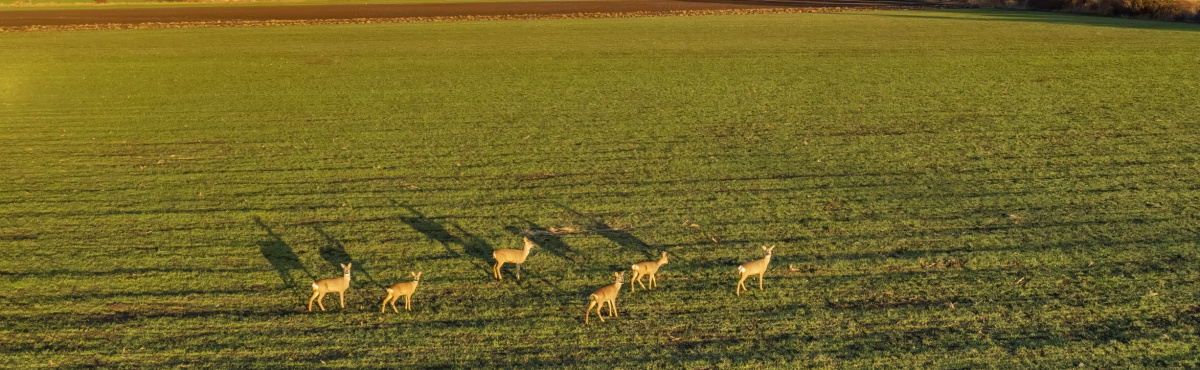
(1, 10), (1198, 367)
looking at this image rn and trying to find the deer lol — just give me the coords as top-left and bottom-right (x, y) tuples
(736, 245), (774, 296)
(493, 236), (535, 280)
(630, 251), (668, 293)
(381, 271), (422, 313)
(585, 272), (624, 325)
(308, 263), (351, 311)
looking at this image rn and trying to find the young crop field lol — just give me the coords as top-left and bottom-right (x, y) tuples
(1, 9), (1199, 368)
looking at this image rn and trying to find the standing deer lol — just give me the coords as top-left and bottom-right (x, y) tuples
(630, 251), (668, 293)
(381, 271), (422, 313)
(736, 246), (774, 296)
(585, 272), (624, 324)
(309, 263), (352, 311)
(493, 236), (535, 280)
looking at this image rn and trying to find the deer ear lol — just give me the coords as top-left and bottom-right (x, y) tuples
(411, 272), (417, 277)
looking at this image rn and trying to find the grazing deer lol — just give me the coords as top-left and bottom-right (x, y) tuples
(493, 237), (535, 280)
(381, 271), (422, 313)
(630, 251), (668, 293)
(309, 263), (352, 311)
(585, 272), (624, 324)
(736, 246), (774, 296)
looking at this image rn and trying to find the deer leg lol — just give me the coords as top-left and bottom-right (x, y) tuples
(405, 295), (412, 311)
(390, 297), (399, 313)
(308, 290), (320, 311)
(758, 272), (764, 290)
(317, 292), (327, 311)
(339, 291), (345, 309)
(515, 264), (521, 280)
(381, 293), (391, 313)
(636, 274), (648, 291)
(737, 275), (748, 296)
(610, 300), (618, 318)
(585, 300), (596, 324)
(649, 274), (656, 290)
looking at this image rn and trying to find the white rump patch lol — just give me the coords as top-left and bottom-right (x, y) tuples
(737, 266), (746, 273)
(631, 265), (639, 270)
(311, 283), (319, 290)
(387, 288), (394, 293)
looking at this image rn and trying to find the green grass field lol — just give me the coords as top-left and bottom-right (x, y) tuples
(2, 9), (1199, 368)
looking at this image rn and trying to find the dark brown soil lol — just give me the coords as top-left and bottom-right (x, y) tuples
(0, 0), (935, 28)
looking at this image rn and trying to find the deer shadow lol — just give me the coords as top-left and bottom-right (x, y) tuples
(503, 218), (578, 263)
(447, 221), (498, 276)
(311, 226), (382, 288)
(252, 216), (313, 289)
(392, 200), (464, 259)
(552, 201), (656, 259)
(391, 200), (495, 277)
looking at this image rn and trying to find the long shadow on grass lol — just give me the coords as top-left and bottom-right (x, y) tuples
(552, 201), (656, 259)
(392, 200), (464, 258)
(252, 216), (314, 289)
(504, 219), (578, 263)
(312, 226), (382, 288)
(390, 199), (494, 277)
(447, 221), (500, 275)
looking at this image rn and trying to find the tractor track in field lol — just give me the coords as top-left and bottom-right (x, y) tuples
(0, 0), (964, 32)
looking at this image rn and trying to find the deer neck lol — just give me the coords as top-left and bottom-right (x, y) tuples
(342, 272), (351, 284)
(657, 255), (668, 266)
(521, 244), (533, 259)
(763, 254), (772, 265)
